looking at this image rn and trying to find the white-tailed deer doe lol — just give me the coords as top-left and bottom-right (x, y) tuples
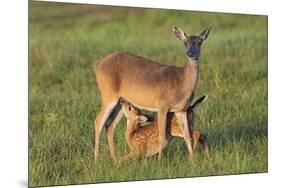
(119, 95), (209, 160)
(94, 26), (211, 161)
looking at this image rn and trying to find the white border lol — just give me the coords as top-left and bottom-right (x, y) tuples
(1, 0), (281, 188)
(36, 0), (268, 15)
(0, 0), (28, 187)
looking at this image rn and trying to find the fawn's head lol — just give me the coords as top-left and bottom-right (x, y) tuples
(173, 26), (211, 61)
(120, 98), (148, 123)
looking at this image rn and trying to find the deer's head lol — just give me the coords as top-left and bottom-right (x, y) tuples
(173, 26), (211, 61)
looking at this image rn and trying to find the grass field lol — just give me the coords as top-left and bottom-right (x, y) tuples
(29, 1), (268, 187)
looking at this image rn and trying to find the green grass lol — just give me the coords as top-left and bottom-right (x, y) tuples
(29, 1), (268, 187)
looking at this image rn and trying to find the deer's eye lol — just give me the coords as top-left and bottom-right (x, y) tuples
(128, 106), (131, 111)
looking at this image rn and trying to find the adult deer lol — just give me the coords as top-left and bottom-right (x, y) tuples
(93, 26), (211, 161)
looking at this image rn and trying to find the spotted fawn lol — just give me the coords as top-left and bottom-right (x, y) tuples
(120, 95), (209, 160)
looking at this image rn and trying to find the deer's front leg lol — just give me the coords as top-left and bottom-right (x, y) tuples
(157, 109), (168, 160)
(175, 111), (194, 157)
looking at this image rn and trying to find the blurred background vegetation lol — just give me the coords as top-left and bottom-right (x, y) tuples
(29, 1), (267, 187)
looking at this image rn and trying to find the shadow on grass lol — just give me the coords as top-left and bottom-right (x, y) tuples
(211, 120), (267, 146)
(168, 119), (267, 156)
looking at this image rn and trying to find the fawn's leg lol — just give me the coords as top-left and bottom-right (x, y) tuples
(192, 131), (201, 151)
(199, 134), (210, 157)
(121, 151), (140, 161)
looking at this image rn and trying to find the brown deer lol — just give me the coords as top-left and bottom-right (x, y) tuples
(119, 95), (209, 160)
(94, 26), (211, 161)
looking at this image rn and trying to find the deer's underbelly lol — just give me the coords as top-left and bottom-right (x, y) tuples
(169, 92), (194, 112)
(120, 95), (191, 113)
(120, 92), (159, 111)
(169, 99), (191, 112)
(131, 103), (158, 112)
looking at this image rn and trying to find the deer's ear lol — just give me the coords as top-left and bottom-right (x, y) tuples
(173, 26), (189, 41)
(136, 115), (148, 123)
(199, 27), (211, 40)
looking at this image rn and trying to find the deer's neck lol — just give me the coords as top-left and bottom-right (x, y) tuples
(125, 119), (140, 148)
(183, 58), (199, 95)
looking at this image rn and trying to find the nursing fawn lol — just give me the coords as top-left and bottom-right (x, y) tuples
(120, 95), (209, 160)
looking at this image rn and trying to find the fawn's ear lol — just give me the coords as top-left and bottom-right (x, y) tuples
(119, 97), (127, 105)
(173, 26), (189, 41)
(199, 27), (211, 40)
(119, 97), (124, 104)
(144, 114), (155, 122)
(188, 95), (208, 111)
(136, 115), (148, 123)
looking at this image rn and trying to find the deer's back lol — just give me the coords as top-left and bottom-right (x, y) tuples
(94, 51), (186, 109)
(95, 51), (184, 84)
(95, 51), (168, 73)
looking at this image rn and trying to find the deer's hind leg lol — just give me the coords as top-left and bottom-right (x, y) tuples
(94, 98), (120, 162)
(106, 107), (124, 161)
